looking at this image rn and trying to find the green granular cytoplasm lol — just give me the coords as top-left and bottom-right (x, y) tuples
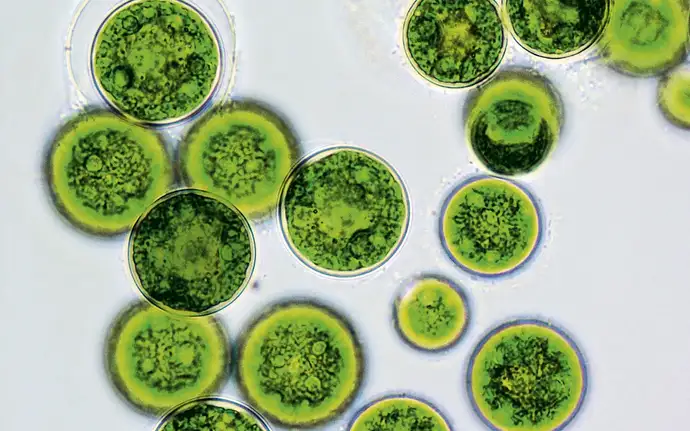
(441, 177), (540, 276)
(465, 71), (562, 176)
(658, 67), (690, 129)
(349, 397), (450, 431)
(403, 0), (506, 88)
(469, 321), (586, 430)
(179, 101), (300, 219)
(92, 0), (220, 123)
(157, 398), (269, 431)
(599, 0), (689, 76)
(280, 148), (408, 276)
(238, 302), (363, 427)
(105, 302), (229, 414)
(47, 110), (172, 235)
(129, 189), (254, 316)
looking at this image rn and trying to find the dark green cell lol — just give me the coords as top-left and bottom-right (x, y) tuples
(280, 147), (408, 276)
(403, 0), (506, 88)
(128, 189), (255, 316)
(658, 66), (690, 129)
(93, 0), (220, 123)
(238, 301), (363, 427)
(46, 110), (172, 236)
(349, 396), (450, 431)
(156, 397), (270, 431)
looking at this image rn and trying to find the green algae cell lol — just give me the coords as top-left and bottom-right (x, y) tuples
(105, 301), (229, 414)
(658, 66), (690, 129)
(155, 397), (271, 431)
(403, 0), (507, 88)
(178, 101), (300, 219)
(599, 0), (689, 76)
(349, 396), (451, 431)
(128, 188), (255, 316)
(46, 110), (172, 236)
(465, 70), (563, 177)
(468, 320), (587, 431)
(92, 0), (221, 124)
(441, 177), (541, 277)
(238, 301), (363, 427)
(280, 147), (409, 276)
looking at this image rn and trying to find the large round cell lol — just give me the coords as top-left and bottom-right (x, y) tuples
(441, 177), (541, 276)
(92, 0), (221, 124)
(279, 147), (409, 276)
(465, 70), (562, 177)
(658, 66), (690, 129)
(105, 301), (229, 414)
(128, 189), (255, 316)
(178, 101), (300, 219)
(598, 0), (689, 76)
(155, 397), (271, 431)
(47, 110), (172, 236)
(403, 0), (506, 88)
(468, 320), (587, 431)
(349, 396), (451, 431)
(238, 301), (363, 427)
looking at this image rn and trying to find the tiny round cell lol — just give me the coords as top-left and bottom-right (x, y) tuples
(46, 110), (172, 236)
(394, 276), (469, 351)
(105, 301), (229, 414)
(92, 0), (221, 124)
(155, 397), (271, 431)
(465, 70), (563, 177)
(441, 176), (541, 277)
(279, 147), (409, 276)
(658, 66), (690, 129)
(128, 188), (255, 316)
(468, 319), (587, 431)
(403, 0), (506, 88)
(349, 396), (451, 431)
(178, 101), (300, 219)
(238, 301), (363, 427)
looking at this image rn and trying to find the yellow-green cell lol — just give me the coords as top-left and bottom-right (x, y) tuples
(179, 101), (300, 219)
(238, 302), (363, 427)
(599, 0), (689, 76)
(47, 110), (172, 236)
(465, 70), (562, 176)
(92, 0), (220, 123)
(468, 321), (586, 431)
(658, 66), (690, 128)
(350, 397), (450, 431)
(156, 397), (270, 431)
(441, 177), (540, 276)
(395, 277), (468, 351)
(105, 302), (229, 414)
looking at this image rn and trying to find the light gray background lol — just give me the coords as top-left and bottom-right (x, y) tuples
(1, 0), (689, 430)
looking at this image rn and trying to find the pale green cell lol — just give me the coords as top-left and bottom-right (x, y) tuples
(658, 66), (690, 128)
(350, 397), (450, 431)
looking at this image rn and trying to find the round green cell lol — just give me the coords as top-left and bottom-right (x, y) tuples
(658, 66), (690, 128)
(179, 101), (300, 219)
(403, 0), (506, 88)
(156, 397), (271, 431)
(92, 0), (220, 123)
(349, 396), (450, 431)
(280, 147), (409, 276)
(105, 301), (229, 414)
(128, 188), (255, 316)
(599, 0), (689, 76)
(465, 70), (562, 176)
(441, 177), (540, 276)
(395, 277), (468, 351)
(238, 302), (363, 427)
(468, 320), (586, 431)
(47, 110), (172, 236)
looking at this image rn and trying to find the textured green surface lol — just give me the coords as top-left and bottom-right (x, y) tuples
(350, 397), (449, 431)
(159, 400), (267, 431)
(658, 67), (690, 128)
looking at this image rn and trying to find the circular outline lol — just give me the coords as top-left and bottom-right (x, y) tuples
(347, 393), (453, 431)
(153, 396), (273, 431)
(657, 63), (690, 130)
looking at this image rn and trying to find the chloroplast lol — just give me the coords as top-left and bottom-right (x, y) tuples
(349, 396), (450, 431)
(156, 397), (271, 431)
(658, 66), (690, 129)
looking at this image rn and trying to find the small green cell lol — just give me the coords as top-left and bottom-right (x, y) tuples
(238, 302), (363, 427)
(179, 101), (300, 219)
(403, 0), (506, 88)
(157, 397), (270, 431)
(441, 177), (540, 276)
(92, 0), (220, 123)
(129, 189), (255, 316)
(395, 277), (468, 351)
(469, 320), (586, 431)
(349, 396), (450, 431)
(599, 0), (689, 76)
(280, 147), (408, 276)
(465, 70), (562, 176)
(658, 66), (690, 128)
(47, 110), (172, 236)
(105, 302), (229, 414)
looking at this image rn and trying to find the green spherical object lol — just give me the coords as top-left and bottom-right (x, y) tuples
(658, 66), (690, 129)
(238, 301), (363, 427)
(156, 397), (271, 431)
(128, 189), (255, 316)
(92, 0), (220, 123)
(47, 110), (172, 236)
(105, 302), (229, 414)
(349, 396), (450, 431)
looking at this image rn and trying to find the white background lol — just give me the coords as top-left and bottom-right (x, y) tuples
(1, 0), (689, 430)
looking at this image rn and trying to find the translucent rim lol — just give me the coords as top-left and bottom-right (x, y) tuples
(154, 396), (273, 431)
(347, 394), (452, 431)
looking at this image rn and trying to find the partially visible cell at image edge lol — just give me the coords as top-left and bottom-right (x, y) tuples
(155, 397), (271, 431)
(658, 65), (690, 129)
(349, 396), (451, 431)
